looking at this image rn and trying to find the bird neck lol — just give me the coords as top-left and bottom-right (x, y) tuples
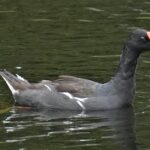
(114, 45), (140, 80)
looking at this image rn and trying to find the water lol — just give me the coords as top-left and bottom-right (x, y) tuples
(0, 0), (150, 149)
(0, 107), (137, 150)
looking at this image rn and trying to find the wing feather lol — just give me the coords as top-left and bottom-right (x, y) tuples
(52, 75), (98, 97)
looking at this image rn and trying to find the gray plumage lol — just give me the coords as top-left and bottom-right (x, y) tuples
(0, 29), (150, 111)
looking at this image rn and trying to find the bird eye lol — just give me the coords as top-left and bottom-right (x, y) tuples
(140, 36), (148, 42)
(140, 36), (145, 40)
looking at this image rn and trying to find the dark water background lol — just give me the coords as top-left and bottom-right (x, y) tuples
(0, 0), (150, 149)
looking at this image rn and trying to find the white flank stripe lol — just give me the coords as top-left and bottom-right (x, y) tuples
(60, 92), (87, 110)
(1, 76), (19, 95)
(16, 74), (26, 81)
(74, 97), (87, 103)
(77, 100), (86, 110)
(61, 92), (73, 99)
(44, 85), (52, 92)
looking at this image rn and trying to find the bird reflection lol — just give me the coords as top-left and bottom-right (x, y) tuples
(3, 107), (138, 150)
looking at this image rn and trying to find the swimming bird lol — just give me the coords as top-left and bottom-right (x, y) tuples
(0, 29), (150, 111)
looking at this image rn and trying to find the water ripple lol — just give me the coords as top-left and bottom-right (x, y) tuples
(77, 19), (94, 23)
(0, 10), (16, 13)
(30, 18), (52, 22)
(0, 107), (139, 149)
(85, 7), (104, 12)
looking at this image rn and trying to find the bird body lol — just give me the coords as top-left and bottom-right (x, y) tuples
(0, 29), (150, 111)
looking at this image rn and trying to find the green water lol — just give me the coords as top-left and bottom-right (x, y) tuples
(0, 0), (150, 149)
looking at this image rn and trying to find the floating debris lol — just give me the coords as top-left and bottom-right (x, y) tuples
(15, 66), (22, 70)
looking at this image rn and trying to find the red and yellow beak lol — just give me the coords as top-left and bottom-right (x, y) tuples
(147, 32), (150, 40)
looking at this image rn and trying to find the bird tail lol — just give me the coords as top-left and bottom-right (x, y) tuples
(0, 69), (30, 95)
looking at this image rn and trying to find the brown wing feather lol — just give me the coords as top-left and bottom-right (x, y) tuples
(52, 75), (98, 97)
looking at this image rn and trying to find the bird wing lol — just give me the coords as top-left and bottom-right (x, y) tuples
(52, 75), (98, 97)
(0, 70), (99, 98)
